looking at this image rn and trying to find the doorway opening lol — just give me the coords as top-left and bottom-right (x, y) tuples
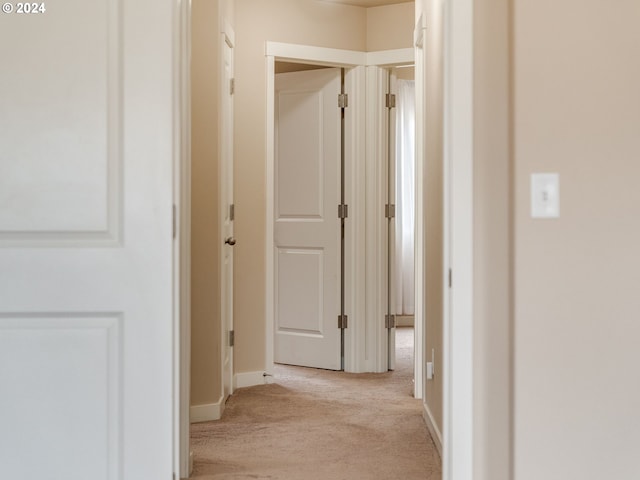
(391, 65), (416, 378)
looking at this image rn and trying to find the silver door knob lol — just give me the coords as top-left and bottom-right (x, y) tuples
(225, 237), (236, 246)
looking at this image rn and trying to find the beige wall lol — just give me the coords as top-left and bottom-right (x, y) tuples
(191, 0), (221, 407)
(418, 1), (640, 478)
(395, 66), (415, 81)
(473, 0), (511, 478)
(190, 0), (235, 408)
(366, 2), (415, 51)
(513, 0), (640, 478)
(419, 0), (444, 440)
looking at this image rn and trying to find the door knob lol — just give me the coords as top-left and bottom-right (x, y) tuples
(225, 237), (236, 246)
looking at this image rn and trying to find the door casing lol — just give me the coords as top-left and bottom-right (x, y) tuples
(264, 43), (418, 378)
(220, 22), (235, 405)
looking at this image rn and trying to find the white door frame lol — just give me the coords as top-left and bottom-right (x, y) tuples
(414, 1), (475, 477)
(220, 19), (235, 402)
(265, 43), (367, 376)
(413, 15), (427, 404)
(264, 43), (419, 378)
(442, 0), (474, 479)
(175, 0), (191, 478)
(364, 59), (421, 389)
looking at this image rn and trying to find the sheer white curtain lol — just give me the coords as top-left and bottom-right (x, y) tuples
(395, 79), (415, 315)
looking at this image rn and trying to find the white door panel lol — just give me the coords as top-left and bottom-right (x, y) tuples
(0, 0), (175, 478)
(274, 68), (341, 371)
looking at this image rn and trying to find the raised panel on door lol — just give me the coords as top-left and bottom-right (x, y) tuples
(0, 315), (121, 480)
(0, 0), (120, 245)
(274, 68), (341, 371)
(0, 0), (175, 478)
(276, 90), (323, 219)
(276, 248), (324, 332)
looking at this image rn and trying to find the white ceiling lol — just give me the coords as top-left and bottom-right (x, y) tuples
(322, 0), (413, 8)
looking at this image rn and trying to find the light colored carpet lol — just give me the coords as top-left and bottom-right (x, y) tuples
(190, 327), (442, 479)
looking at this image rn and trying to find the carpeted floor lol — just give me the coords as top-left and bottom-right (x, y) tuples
(190, 328), (442, 479)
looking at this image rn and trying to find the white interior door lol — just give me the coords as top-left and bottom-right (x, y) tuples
(0, 1), (175, 478)
(274, 68), (342, 371)
(221, 30), (235, 398)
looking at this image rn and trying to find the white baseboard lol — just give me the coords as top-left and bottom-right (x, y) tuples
(190, 395), (224, 423)
(234, 371), (266, 389)
(422, 401), (443, 458)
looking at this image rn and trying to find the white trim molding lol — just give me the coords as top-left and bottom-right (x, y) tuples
(174, 0), (192, 477)
(366, 48), (414, 67)
(190, 396), (224, 423)
(265, 53), (276, 378)
(443, 0), (474, 479)
(413, 12), (428, 400)
(266, 41), (366, 66)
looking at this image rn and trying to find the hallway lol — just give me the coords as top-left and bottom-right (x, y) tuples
(190, 328), (441, 479)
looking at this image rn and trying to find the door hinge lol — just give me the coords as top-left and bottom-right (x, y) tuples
(385, 314), (396, 329)
(172, 204), (177, 239)
(385, 204), (396, 219)
(229, 203), (235, 221)
(448, 268), (452, 288)
(385, 93), (396, 109)
(338, 204), (349, 219)
(229, 330), (235, 347)
(230, 78), (235, 95)
(338, 93), (349, 109)
(338, 315), (348, 329)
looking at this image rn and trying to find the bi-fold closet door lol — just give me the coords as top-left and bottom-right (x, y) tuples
(366, 66), (398, 372)
(273, 65), (398, 373)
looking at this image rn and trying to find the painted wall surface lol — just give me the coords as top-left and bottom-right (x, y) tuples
(473, 0), (511, 478)
(419, 0), (444, 440)
(232, 0), (370, 375)
(366, 2), (415, 51)
(190, 0), (235, 408)
(513, 1), (640, 478)
(191, 0), (221, 407)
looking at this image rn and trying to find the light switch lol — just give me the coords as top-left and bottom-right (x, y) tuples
(531, 173), (560, 218)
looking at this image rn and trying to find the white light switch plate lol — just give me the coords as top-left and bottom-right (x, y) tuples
(531, 173), (560, 218)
